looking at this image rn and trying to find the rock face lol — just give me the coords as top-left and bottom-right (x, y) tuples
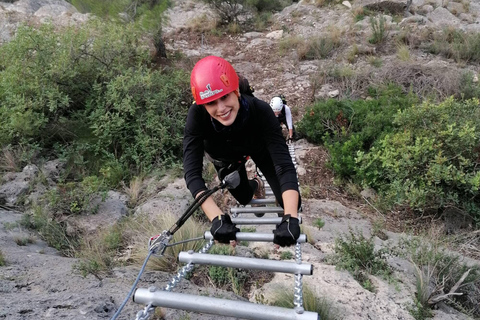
(0, 164), (38, 205)
(0, 0), (89, 43)
(1, 0), (480, 320)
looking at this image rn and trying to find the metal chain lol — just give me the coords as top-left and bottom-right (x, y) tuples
(164, 240), (214, 292)
(135, 303), (155, 320)
(290, 144), (305, 311)
(294, 242), (304, 309)
(133, 240), (213, 320)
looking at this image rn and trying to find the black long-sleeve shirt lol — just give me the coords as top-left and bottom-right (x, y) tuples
(183, 95), (298, 198)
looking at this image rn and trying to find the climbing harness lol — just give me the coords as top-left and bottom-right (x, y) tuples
(113, 144), (319, 320)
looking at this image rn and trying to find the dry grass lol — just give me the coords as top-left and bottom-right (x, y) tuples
(128, 212), (207, 272)
(0, 147), (19, 172)
(398, 225), (480, 317)
(302, 225), (316, 245)
(278, 35), (306, 56)
(450, 230), (480, 260)
(313, 60), (465, 100)
(185, 13), (219, 33)
(271, 284), (342, 320)
(396, 43), (411, 61)
(123, 175), (144, 207)
(0, 145), (31, 173)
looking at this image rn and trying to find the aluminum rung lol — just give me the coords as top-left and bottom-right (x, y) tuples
(266, 190), (274, 196)
(133, 289), (319, 320)
(232, 217), (302, 225)
(204, 231), (307, 244)
(231, 207), (284, 214)
(248, 198), (277, 205)
(179, 251), (313, 275)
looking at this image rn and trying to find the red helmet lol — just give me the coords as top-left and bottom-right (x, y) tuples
(190, 56), (239, 104)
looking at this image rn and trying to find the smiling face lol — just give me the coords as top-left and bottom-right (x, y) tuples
(203, 90), (240, 126)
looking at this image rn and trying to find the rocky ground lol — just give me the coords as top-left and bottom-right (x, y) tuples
(1, 0), (480, 320)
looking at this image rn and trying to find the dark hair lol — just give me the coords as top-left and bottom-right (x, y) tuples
(277, 94), (287, 105)
(238, 74), (255, 97)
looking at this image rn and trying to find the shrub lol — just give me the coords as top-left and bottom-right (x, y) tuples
(314, 218), (325, 229)
(328, 228), (391, 290)
(201, 0), (247, 25)
(298, 85), (419, 178)
(0, 20), (190, 177)
(74, 224), (125, 278)
(357, 97), (480, 224)
(45, 176), (107, 215)
(396, 235), (480, 318)
(369, 15), (389, 45)
(298, 36), (341, 60)
(20, 206), (79, 256)
(88, 66), (190, 172)
(280, 250), (293, 260)
(430, 28), (480, 63)
(459, 71), (480, 100)
(0, 250), (5, 266)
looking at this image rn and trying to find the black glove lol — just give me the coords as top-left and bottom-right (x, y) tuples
(210, 214), (240, 244)
(273, 214), (300, 247)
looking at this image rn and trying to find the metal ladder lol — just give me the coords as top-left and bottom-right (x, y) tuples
(133, 144), (319, 320)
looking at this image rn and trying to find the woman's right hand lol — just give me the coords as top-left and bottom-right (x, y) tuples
(210, 214), (240, 244)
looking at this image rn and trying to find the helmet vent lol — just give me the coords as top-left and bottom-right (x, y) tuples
(220, 74), (230, 87)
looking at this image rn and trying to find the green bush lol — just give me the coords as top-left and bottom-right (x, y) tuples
(357, 97), (480, 224)
(207, 245), (249, 295)
(20, 206), (79, 256)
(45, 176), (107, 215)
(329, 228), (391, 279)
(88, 67), (189, 172)
(368, 15), (389, 45)
(0, 20), (190, 177)
(74, 224), (125, 278)
(298, 85), (418, 177)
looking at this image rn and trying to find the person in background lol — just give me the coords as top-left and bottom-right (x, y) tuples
(270, 95), (298, 142)
(183, 55), (301, 247)
(238, 74), (255, 97)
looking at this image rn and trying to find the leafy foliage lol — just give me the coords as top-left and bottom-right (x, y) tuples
(298, 85), (419, 177)
(357, 98), (480, 223)
(45, 176), (107, 215)
(0, 20), (190, 178)
(329, 228), (391, 279)
(20, 206), (79, 256)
